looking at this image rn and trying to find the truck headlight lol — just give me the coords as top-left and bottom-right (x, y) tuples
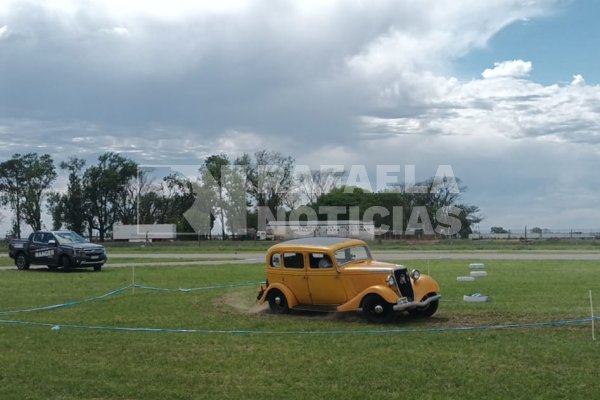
(386, 274), (395, 286)
(411, 269), (421, 281)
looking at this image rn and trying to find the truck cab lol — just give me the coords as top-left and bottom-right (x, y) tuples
(8, 230), (107, 272)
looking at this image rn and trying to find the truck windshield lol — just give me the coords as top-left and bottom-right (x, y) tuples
(54, 232), (88, 244)
(334, 245), (371, 266)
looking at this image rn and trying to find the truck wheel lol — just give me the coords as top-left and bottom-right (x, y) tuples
(267, 290), (289, 314)
(61, 256), (73, 272)
(362, 294), (394, 323)
(93, 265), (102, 272)
(15, 253), (30, 270)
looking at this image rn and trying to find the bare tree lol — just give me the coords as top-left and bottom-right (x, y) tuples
(119, 168), (155, 225)
(297, 167), (344, 204)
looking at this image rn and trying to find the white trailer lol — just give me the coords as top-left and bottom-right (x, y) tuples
(112, 224), (177, 242)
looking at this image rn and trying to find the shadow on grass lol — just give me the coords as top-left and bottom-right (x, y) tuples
(19, 267), (99, 274)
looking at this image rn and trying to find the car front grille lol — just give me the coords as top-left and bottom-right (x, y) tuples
(394, 267), (414, 301)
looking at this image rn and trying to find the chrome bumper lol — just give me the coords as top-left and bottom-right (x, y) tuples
(393, 294), (441, 311)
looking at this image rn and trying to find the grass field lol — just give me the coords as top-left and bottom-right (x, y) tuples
(102, 238), (600, 253)
(0, 257), (236, 268)
(3, 239), (600, 258)
(1, 258), (599, 399)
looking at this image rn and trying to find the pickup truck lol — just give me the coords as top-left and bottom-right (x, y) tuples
(8, 230), (107, 272)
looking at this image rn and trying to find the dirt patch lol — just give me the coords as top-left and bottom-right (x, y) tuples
(214, 290), (269, 314)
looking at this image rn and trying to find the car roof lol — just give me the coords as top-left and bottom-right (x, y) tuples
(268, 237), (368, 252)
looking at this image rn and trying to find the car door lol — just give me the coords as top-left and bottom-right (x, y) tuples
(306, 252), (347, 305)
(280, 252), (312, 304)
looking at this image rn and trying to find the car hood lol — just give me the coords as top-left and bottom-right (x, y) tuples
(62, 243), (105, 251)
(341, 260), (403, 274)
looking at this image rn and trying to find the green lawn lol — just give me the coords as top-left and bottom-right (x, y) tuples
(104, 238), (600, 253)
(4, 239), (600, 258)
(1, 259), (599, 399)
(0, 257), (236, 268)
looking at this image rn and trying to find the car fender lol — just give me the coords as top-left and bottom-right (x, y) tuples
(412, 275), (441, 301)
(258, 283), (299, 308)
(337, 285), (399, 312)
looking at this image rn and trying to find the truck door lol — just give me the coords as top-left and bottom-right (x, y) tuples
(30, 232), (56, 265)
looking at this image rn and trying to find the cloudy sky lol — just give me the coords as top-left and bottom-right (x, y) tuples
(1, 0), (600, 232)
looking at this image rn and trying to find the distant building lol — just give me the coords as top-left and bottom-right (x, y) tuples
(469, 230), (599, 240)
(266, 220), (375, 241)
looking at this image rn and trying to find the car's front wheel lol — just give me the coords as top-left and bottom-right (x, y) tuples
(93, 265), (102, 272)
(408, 296), (439, 318)
(15, 253), (30, 270)
(267, 290), (289, 314)
(61, 256), (72, 272)
(362, 294), (394, 323)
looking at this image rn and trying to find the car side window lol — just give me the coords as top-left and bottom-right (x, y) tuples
(309, 253), (333, 269)
(270, 253), (281, 268)
(32, 233), (44, 244)
(283, 252), (304, 269)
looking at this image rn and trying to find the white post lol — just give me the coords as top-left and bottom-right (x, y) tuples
(590, 290), (595, 341)
(132, 264), (135, 295)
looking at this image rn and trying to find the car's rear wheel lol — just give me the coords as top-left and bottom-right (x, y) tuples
(15, 253), (30, 270)
(61, 256), (72, 272)
(408, 296), (439, 318)
(362, 294), (394, 323)
(267, 290), (289, 314)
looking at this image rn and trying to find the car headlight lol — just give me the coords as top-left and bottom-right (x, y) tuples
(411, 269), (421, 281)
(386, 274), (395, 286)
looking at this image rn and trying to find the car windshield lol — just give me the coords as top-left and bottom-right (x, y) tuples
(334, 245), (371, 266)
(54, 231), (88, 244)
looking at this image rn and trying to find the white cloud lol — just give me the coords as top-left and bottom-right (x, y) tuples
(1, 0), (599, 230)
(101, 26), (130, 37)
(0, 25), (8, 38)
(571, 74), (586, 86)
(482, 59), (533, 79)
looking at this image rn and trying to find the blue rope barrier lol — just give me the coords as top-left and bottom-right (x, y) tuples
(0, 316), (596, 336)
(0, 282), (261, 315)
(0, 282), (596, 336)
(0, 286), (130, 315)
(133, 282), (262, 292)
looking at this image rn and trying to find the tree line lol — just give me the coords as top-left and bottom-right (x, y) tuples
(0, 151), (482, 240)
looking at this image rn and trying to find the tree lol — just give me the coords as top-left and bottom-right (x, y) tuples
(46, 192), (65, 231)
(118, 168), (154, 225)
(48, 157), (88, 234)
(83, 152), (137, 241)
(297, 167), (344, 204)
(202, 154), (230, 239)
(0, 155), (25, 238)
(235, 150), (295, 216)
(0, 153), (56, 234)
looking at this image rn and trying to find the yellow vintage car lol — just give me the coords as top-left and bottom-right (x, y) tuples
(257, 237), (441, 322)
